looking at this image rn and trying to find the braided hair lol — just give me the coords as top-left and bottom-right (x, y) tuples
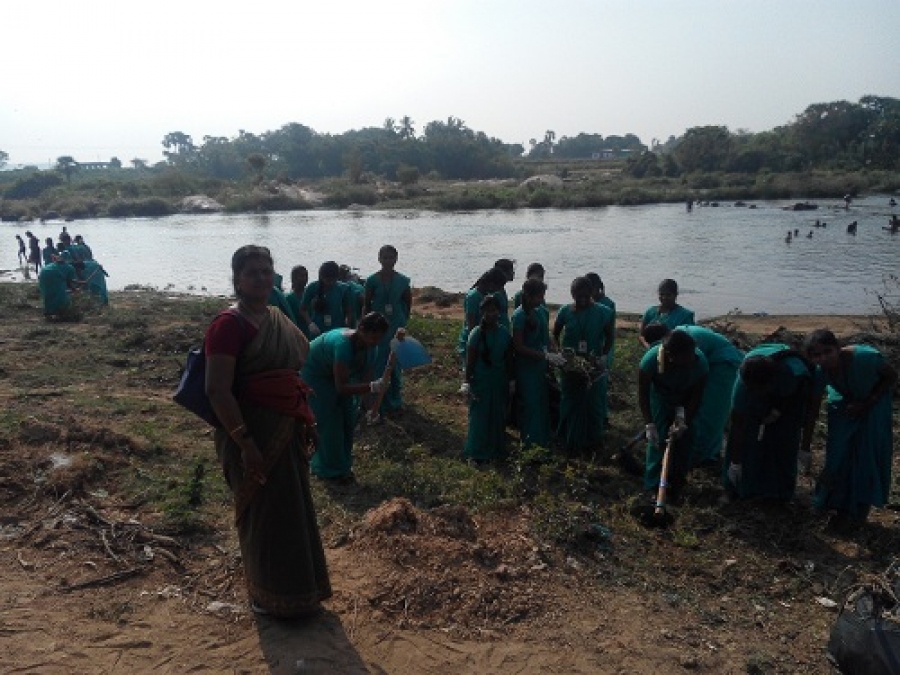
(478, 294), (500, 366)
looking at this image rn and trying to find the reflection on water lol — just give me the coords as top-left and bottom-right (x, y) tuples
(2, 196), (897, 317)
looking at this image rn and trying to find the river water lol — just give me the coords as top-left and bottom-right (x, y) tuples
(2, 196), (897, 317)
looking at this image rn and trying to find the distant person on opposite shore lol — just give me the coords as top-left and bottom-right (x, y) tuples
(16, 235), (27, 266)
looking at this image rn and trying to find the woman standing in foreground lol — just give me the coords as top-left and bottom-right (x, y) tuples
(804, 330), (897, 529)
(302, 312), (390, 482)
(205, 245), (330, 618)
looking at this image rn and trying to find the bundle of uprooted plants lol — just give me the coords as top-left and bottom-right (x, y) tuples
(556, 348), (605, 389)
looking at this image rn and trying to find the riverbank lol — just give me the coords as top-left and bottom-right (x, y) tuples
(0, 283), (897, 673)
(2, 164), (898, 222)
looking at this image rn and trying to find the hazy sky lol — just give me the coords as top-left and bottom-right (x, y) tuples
(3, 0), (899, 167)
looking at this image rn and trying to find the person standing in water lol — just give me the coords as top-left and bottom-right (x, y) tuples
(16, 235), (27, 266)
(364, 245), (412, 415)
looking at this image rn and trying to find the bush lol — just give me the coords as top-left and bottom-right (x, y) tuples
(397, 164), (420, 185)
(50, 196), (102, 219)
(324, 185), (379, 208)
(4, 171), (64, 199)
(0, 200), (34, 222)
(107, 197), (174, 217)
(223, 193), (311, 213)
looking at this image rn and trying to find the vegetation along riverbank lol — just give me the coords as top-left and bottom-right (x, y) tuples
(1, 95), (898, 220)
(0, 281), (897, 672)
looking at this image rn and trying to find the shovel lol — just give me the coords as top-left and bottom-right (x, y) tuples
(366, 329), (431, 424)
(634, 431), (676, 528)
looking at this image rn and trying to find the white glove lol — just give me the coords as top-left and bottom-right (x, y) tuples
(798, 450), (812, 475)
(546, 351), (566, 367)
(727, 462), (742, 486)
(762, 409), (781, 425)
(458, 382), (470, 395)
(508, 380), (516, 395)
(671, 420), (688, 438)
(308, 321), (321, 337)
(645, 423), (659, 445)
(369, 379), (386, 394)
(365, 410), (381, 425)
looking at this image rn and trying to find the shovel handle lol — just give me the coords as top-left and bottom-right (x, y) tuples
(371, 329), (402, 414)
(655, 433), (675, 513)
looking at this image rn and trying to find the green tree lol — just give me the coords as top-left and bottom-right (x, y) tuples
(56, 155), (78, 182)
(131, 158), (148, 170)
(673, 126), (734, 173)
(0, 149), (8, 169)
(162, 131), (197, 166)
(246, 153), (267, 183)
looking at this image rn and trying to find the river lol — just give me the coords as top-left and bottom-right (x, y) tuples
(2, 196), (897, 318)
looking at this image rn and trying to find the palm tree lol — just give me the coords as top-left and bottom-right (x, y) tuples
(399, 116), (416, 140)
(543, 130), (556, 155)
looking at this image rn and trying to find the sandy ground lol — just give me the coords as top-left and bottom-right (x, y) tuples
(1, 285), (895, 674)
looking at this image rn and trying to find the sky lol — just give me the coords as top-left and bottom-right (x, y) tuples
(3, 0), (899, 167)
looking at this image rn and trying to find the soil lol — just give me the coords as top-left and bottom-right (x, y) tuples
(1, 283), (897, 674)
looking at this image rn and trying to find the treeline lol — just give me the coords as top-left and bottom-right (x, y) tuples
(626, 95), (900, 178)
(0, 96), (898, 219)
(155, 116), (525, 183)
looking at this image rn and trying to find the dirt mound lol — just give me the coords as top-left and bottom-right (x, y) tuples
(353, 500), (549, 637)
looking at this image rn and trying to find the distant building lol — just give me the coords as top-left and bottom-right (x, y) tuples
(77, 161), (112, 171)
(591, 149), (636, 160)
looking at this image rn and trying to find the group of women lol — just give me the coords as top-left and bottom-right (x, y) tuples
(204, 244), (412, 617)
(462, 266), (896, 534)
(35, 228), (108, 317)
(203, 245), (895, 618)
